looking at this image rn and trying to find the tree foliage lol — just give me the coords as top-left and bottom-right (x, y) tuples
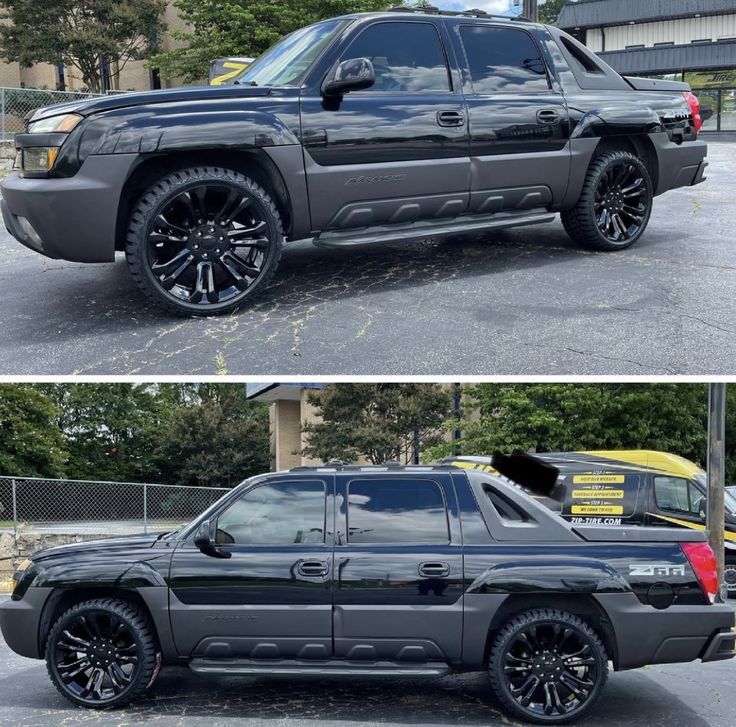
(0, 384), (67, 478)
(538, 0), (568, 25)
(0, 0), (166, 92)
(428, 383), (711, 470)
(303, 383), (452, 464)
(154, 384), (270, 487)
(151, 0), (393, 85)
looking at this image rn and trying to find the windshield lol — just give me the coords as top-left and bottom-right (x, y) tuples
(694, 474), (736, 515)
(235, 19), (346, 87)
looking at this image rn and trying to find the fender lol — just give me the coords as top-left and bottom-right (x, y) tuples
(466, 557), (632, 595)
(570, 106), (664, 140)
(53, 96), (302, 177)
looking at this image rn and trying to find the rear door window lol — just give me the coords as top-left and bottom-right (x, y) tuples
(459, 25), (550, 93)
(346, 478), (449, 544)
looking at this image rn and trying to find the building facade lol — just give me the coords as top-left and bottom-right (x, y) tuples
(558, 0), (736, 132)
(0, 3), (190, 93)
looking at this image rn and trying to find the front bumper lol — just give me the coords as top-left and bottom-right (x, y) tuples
(0, 587), (53, 659)
(596, 593), (735, 670)
(0, 153), (138, 263)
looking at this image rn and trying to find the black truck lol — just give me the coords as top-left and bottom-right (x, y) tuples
(1, 464), (733, 724)
(1, 8), (706, 316)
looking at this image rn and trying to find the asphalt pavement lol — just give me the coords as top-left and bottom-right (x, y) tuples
(0, 612), (733, 727)
(0, 143), (735, 375)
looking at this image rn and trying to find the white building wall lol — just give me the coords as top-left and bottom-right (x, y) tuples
(587, 13), (736, 53)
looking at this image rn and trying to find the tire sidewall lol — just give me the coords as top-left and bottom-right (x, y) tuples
(725, 555), (736, 598)
(489, 610), (608, 724)
(127, 168), (283, 316)
(585, 152), (653, 250)
(46, 602), (152, 709)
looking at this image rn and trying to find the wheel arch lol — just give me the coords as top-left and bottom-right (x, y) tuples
(481, 593), (618, 670)
(114, 149), (295, 252)
(38, 587), (172, 661)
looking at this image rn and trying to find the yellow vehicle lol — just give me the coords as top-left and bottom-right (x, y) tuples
(444, 450), (736, 596)
(208, 57), (254, 86)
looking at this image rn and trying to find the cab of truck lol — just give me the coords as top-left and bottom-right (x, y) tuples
(444, 450), (736, 596)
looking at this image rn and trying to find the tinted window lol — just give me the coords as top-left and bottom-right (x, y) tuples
(460, 25), (549, 93)
(216, 481), (325, 545)
(347, 478), (449, 544)
(654, 476), (701, 515)
(343, 21), (450, 93)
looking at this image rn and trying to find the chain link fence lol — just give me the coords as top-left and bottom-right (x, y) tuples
(0, 476), (230, 538)
(0, 87), (129, 139)
(0, 476), (231, 593)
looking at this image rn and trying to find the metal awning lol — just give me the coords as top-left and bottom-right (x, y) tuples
(598, 39), (736, 75)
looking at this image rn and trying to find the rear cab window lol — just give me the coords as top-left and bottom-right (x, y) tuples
(345, 477), (450, 544)
(458, 25), (550, 93)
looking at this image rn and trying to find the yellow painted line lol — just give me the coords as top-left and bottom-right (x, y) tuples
(572, 489), (625, 499)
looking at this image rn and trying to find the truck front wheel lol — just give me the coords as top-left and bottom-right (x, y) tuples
(125, 166), (284, 317)
(488, 608), (609, 724)
(561, 150), (653, 251)
(45, 597), (160, 709)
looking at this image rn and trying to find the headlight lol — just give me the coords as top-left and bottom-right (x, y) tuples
(21, 147), (60, 173)
(27, 113), (82, 134)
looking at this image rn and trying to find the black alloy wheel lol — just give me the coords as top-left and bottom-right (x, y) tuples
(725, 555), (736, 598)
(46, 598), (159, 708)
(126, 167), (283, 316)
(489, 609), (608, 724)
(561, 150), (653, 251)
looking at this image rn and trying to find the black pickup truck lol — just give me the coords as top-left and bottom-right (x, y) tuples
(0, 8), (706, 316)
(1, 464), (733, 724)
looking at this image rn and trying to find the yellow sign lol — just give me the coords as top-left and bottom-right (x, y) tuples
(572, 474), (625, 484)
(572, 489), (625, 499)
(571, 505), (625, 515)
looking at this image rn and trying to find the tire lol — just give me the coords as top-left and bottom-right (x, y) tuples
(488, 608), (609, 724)
(561, 150), (653, 251)
(125, 166), (284, 317)
(45, 597), (160, 709)
(725, 555), (736, 598)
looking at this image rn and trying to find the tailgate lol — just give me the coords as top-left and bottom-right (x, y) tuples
(574, 525), (706, 542)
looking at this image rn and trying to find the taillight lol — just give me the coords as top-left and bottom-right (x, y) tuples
(682, 91), (702, 134)
(681, 541), (718, 604)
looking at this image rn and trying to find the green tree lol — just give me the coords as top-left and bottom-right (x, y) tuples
(0, 0), (166, 92)
(0, 384), (67, 477)
(154, 384), (270, 488)
(151, 0), (393, 85)
(539, 0), (568, 25)
(303, 383), (452, 464)
(39, 383), (176, 482)
(428, 383), (710, 469)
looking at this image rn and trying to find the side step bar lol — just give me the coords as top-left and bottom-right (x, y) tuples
(313, 209), (556, 249)
(190, 658), (451, 677)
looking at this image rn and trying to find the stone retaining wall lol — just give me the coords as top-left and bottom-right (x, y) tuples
(0, 139), (14, 174)
(0, 531), (115, 573)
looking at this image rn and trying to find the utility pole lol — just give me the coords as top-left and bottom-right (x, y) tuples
(523, 0), (539, 22)
(707, 383), (726, 602)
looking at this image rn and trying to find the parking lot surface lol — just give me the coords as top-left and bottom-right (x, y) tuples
(1, 143), (735, 375)
(0, 615), (733, 727)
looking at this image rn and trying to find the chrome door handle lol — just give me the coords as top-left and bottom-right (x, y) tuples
(297, 560), (329, 577)
(418, 561), (450, 577)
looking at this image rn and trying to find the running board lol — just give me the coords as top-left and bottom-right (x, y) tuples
(313, 210), (556, 249)
(189, 658), (450, 677)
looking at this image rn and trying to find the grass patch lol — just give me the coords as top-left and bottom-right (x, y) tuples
(0, 520), (13, 528)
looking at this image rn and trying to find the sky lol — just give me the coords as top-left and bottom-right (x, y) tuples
(436, 0), (547, 14)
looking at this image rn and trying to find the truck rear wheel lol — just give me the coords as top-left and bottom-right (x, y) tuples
(561, 150), (653, 251)
(125, 167), (284, 317)
(725, 555), (736, 598)
(488, 608), (608, 724)
(45, 597), (160, 709)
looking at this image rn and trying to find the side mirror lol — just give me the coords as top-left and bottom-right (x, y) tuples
(193, 519), (231, 558)
(322, 57), (375, 97)
(193, 520), (213, 548)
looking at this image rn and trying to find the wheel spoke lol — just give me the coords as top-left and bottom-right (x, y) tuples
(159, 254), (195, 290)
(222, 250), (260, 278)
(220, 197), (253, 226)
(192, 187), (208, 222)
(621, 177), (644, 196)
(152, 248), (190, 275)
(612, 213), (627, 238)
(62, 630), (90, 649)
(190, 261), (216, 304)
(155, 214), (188, 237)
(228, 220), (267, 240)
